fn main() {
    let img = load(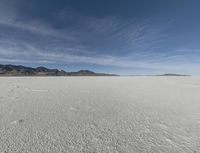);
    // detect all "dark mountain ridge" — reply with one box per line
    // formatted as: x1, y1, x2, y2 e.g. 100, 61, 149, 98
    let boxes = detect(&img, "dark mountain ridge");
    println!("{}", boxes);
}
157, 73, 190, 76
0, 64, 117, 76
